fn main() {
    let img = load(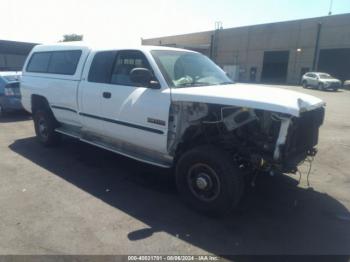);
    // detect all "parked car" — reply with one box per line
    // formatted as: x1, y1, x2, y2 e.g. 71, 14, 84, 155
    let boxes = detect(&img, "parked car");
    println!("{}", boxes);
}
0, 71, 22, 116
21, 43, 325, 215
344, 80, 350, 89
301, 72, 341, 91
